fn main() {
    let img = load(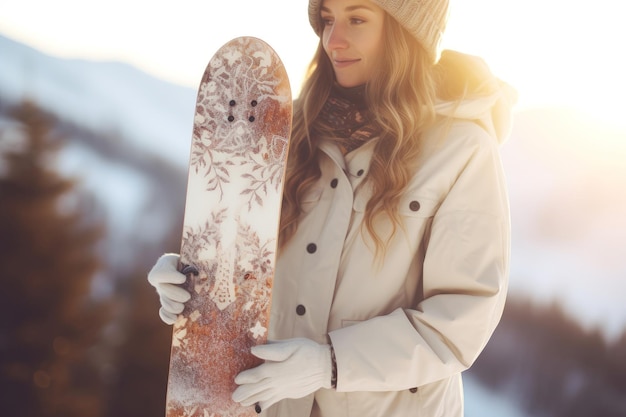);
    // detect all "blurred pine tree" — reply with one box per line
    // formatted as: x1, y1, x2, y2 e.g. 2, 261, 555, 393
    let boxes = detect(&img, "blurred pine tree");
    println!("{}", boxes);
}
104, 266, 173, 417
470, 297, 626, 417
0, 100, 108, 417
